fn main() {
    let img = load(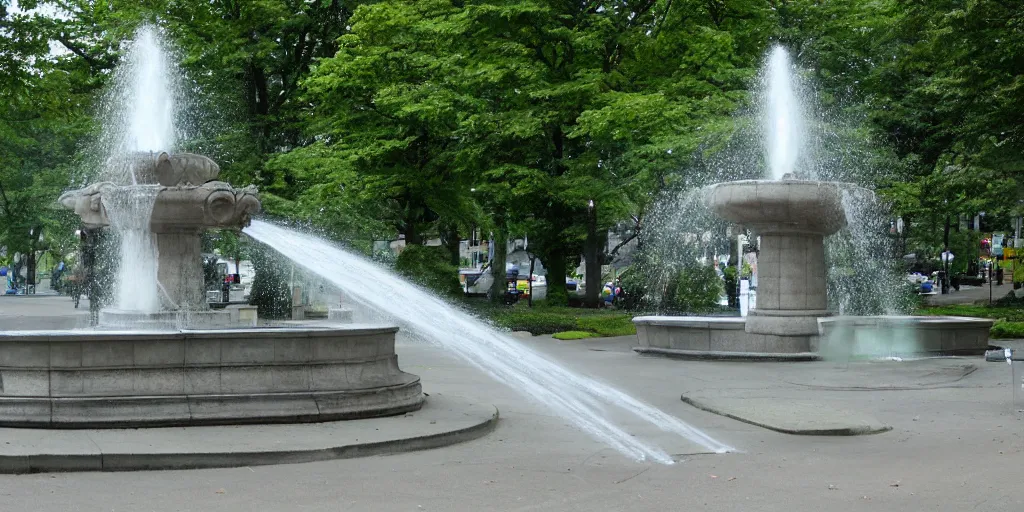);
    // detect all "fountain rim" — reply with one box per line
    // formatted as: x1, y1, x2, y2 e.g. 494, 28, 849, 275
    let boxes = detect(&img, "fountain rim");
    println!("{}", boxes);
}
702, 178, 871, 194
0, 324, 401, 340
